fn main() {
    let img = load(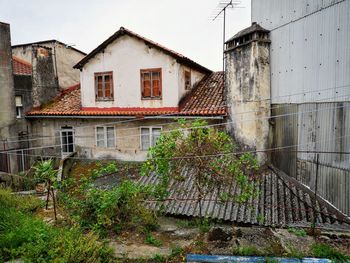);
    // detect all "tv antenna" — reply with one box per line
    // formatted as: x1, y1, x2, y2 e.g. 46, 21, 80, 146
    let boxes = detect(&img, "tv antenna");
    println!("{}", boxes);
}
211, 0, 244, 88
